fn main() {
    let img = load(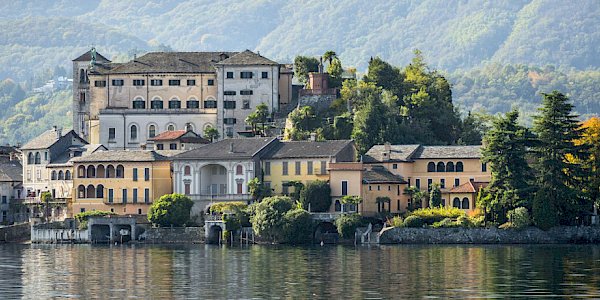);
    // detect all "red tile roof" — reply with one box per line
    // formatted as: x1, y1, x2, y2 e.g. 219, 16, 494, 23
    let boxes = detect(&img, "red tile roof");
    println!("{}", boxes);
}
148, 130, 187, 141
449, 181, 488, 193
